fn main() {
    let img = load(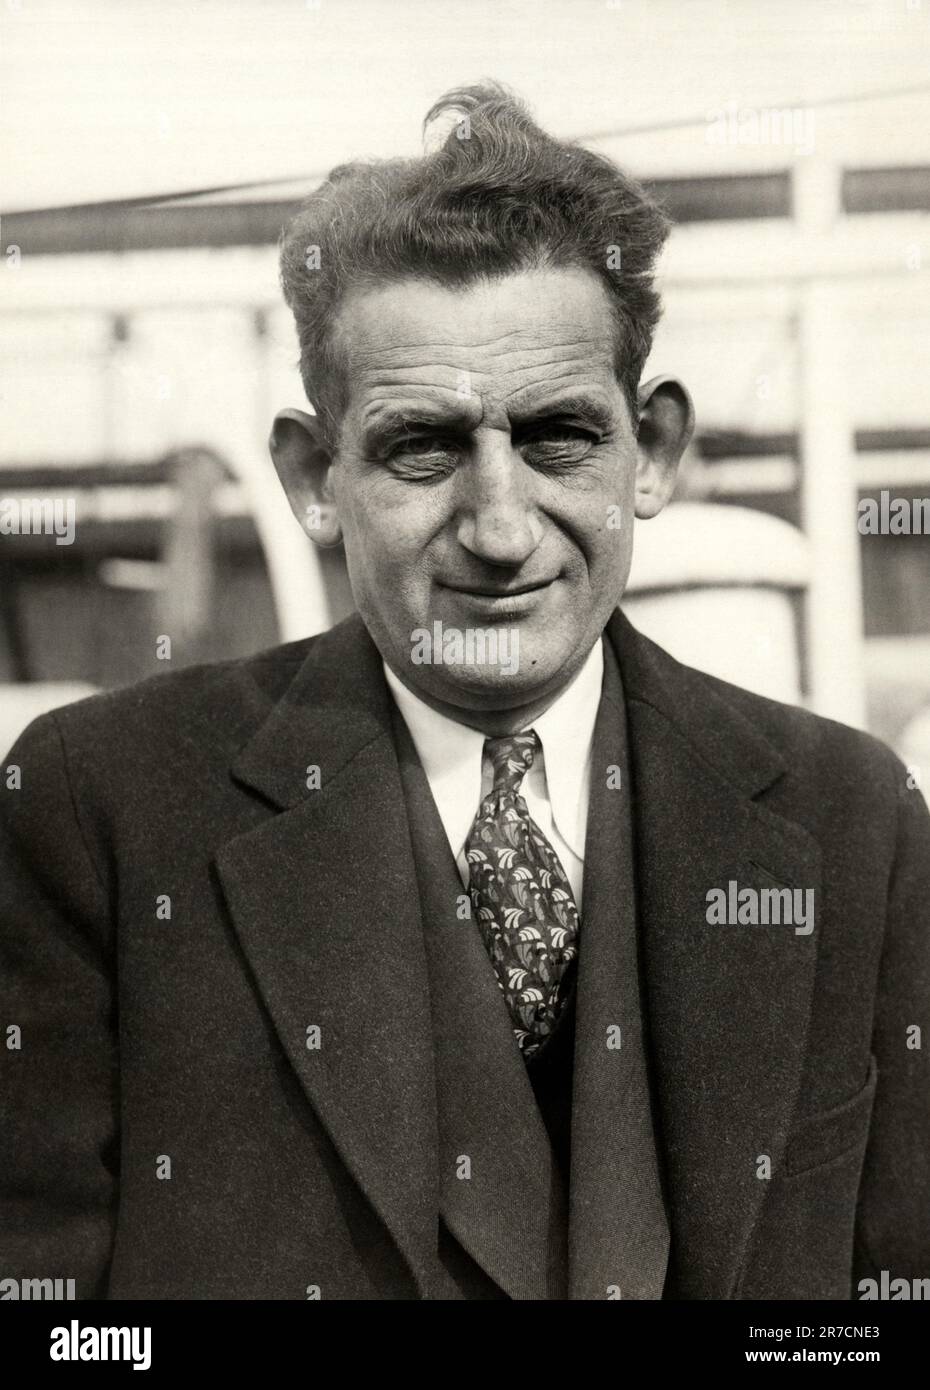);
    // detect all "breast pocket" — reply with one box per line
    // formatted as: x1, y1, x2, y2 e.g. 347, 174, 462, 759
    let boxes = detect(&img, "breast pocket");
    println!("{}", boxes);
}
784, 1054, 878, 1178
736, 1056, 880, 1299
